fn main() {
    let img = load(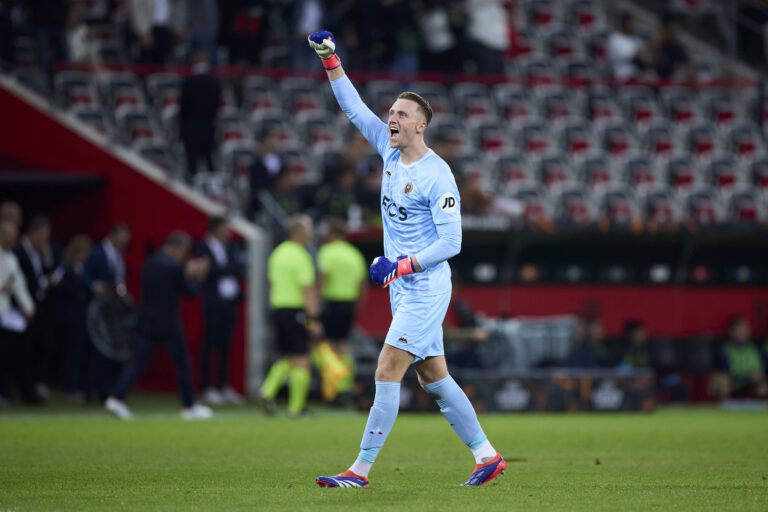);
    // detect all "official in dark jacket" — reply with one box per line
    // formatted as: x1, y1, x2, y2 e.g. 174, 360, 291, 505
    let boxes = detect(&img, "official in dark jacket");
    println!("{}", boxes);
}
106, 231, 212, 420
197, 216, 245, 404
